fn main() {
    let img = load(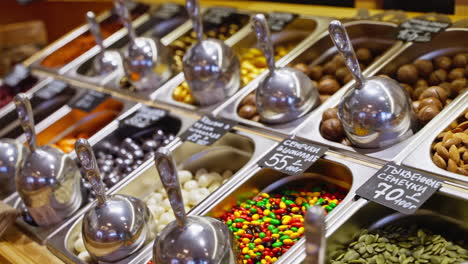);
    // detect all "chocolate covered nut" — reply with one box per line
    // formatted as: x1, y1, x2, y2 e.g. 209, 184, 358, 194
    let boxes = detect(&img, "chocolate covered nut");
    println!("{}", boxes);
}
332, 54, 345, 67
320, 118, 344, 142
293, 63, 310, 75
448, 68, 465, 81
238, 104, 257, 119
320, 74, 335, 81
412, 100, 420, 112
439, 82, 453, 97
418, 105, 440, 123
308, 65, 323, 80
335, 67, 349, 83
434, 56, 452, 70
356, 48, 372, 63
241, 93, 255, 106
323, 61, 338, 75
397, 64, 419, 84
412, 86, 427, 100
414, 59, 433, 77
343, 74, 353, 84
419, 97, 443, 111
415, 79, 428, 88
429, 69, 447, 85
322, 108, 338, 121
401, 83, 413, 95
419, 86, 448, 103
451, 78, 468, 94
319, 94, 331, 103
453, 53, 468, 67
318, 78, 340, 94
